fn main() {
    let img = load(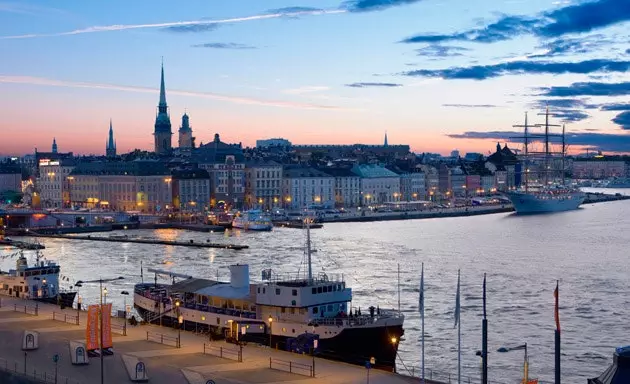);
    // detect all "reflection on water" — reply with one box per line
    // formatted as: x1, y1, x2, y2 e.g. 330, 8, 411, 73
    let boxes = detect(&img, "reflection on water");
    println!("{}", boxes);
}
2, 200, 630, 382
